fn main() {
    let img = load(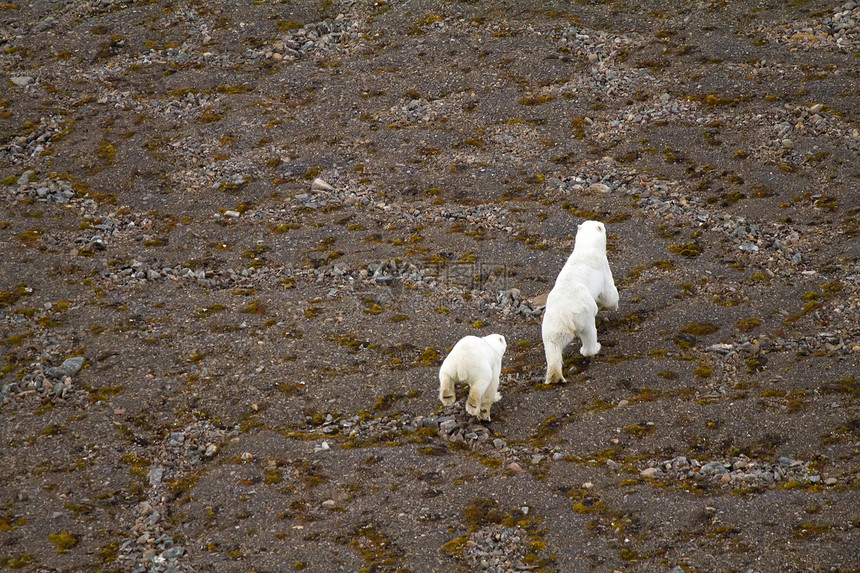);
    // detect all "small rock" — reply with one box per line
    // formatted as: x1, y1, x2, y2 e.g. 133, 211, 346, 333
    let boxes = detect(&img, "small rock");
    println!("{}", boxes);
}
606, 459, 622, 470
204, 444, 218, 457
17, 170, 35, 185
223, 210, 241, 218
706, 343, 734, 354
321, 499, 336, 506
162, 546, 184, 559
808, 103, 824, 114
824, 477, 837, 486
148, 466, 164, 486
588, 183, 611, 193
529, 291, 550, 309
507, 462, 526, 474
582, 482, 593, 489
11, 76, 34, 87
439, 420, 457, 434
